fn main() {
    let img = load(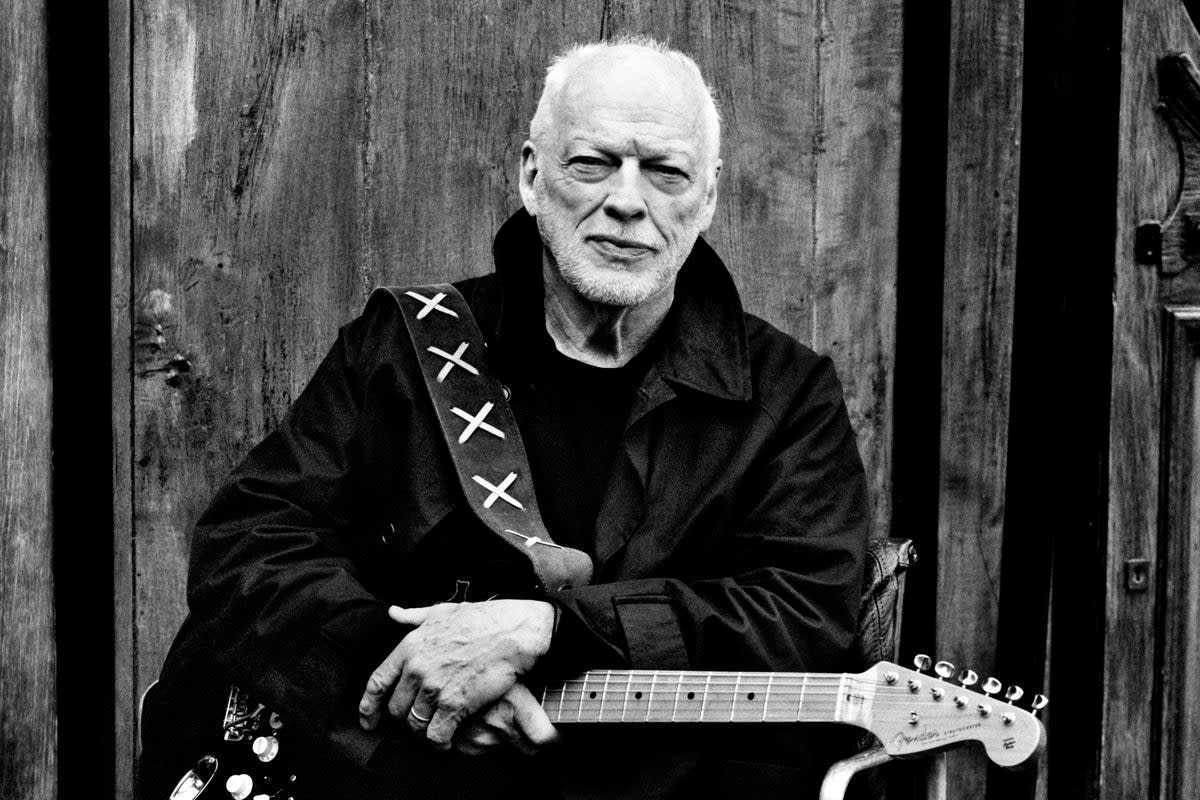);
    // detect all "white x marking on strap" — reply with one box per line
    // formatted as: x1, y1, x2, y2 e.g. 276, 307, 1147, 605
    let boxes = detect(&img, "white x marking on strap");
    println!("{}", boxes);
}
427, 342, 479, 382
472, 472, 523, 510
405, 290, 459, 319
451, 402, 505, 443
